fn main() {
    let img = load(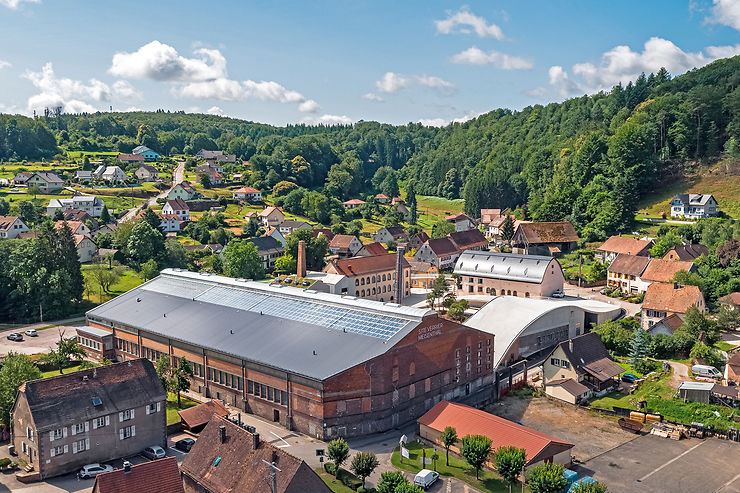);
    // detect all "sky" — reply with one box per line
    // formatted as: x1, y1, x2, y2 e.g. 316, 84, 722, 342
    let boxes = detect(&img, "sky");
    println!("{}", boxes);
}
0, 0, 739, 127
